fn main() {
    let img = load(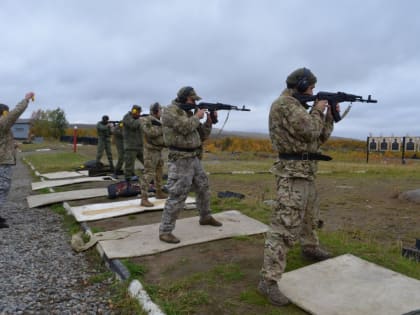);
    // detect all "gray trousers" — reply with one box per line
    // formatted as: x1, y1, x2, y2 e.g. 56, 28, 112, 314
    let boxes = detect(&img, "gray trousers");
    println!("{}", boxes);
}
159, 157, 211, 234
